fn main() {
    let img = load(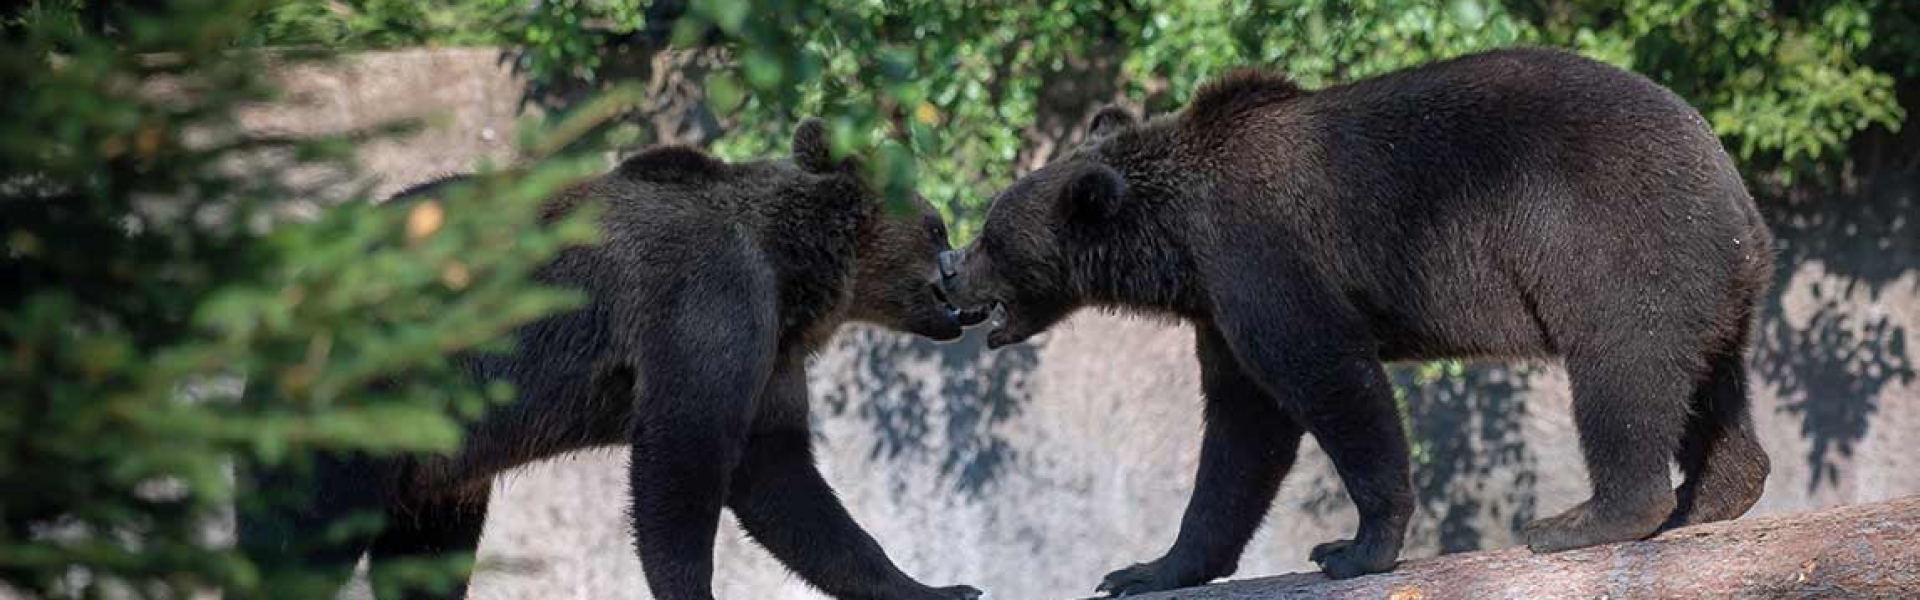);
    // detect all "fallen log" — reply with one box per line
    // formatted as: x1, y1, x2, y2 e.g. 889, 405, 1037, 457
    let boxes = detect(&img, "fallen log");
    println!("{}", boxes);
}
1105, 495, 1920, 599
